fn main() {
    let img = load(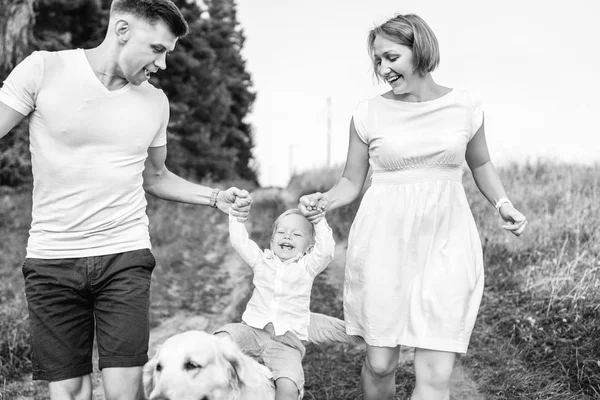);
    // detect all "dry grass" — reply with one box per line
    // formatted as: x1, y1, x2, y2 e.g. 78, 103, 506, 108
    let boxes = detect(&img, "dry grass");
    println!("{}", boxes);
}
0, 188, 31, 386
290, 160, 600, 399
